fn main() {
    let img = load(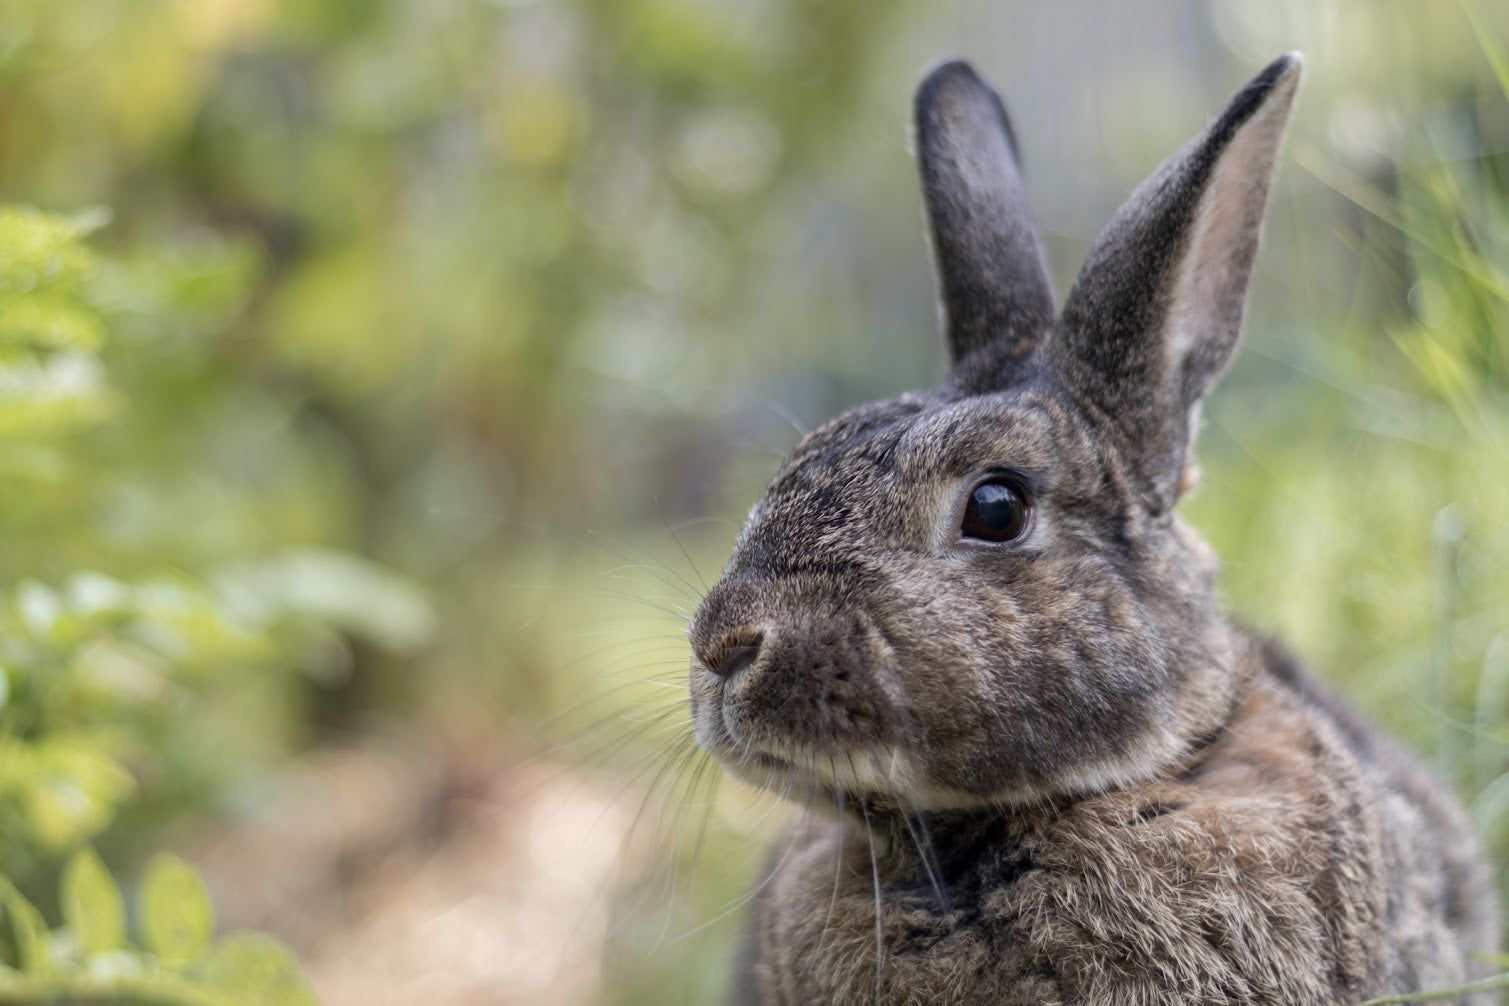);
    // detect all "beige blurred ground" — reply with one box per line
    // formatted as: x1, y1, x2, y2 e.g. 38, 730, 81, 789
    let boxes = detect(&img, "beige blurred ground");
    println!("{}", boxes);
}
188, 741, 647, 1006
